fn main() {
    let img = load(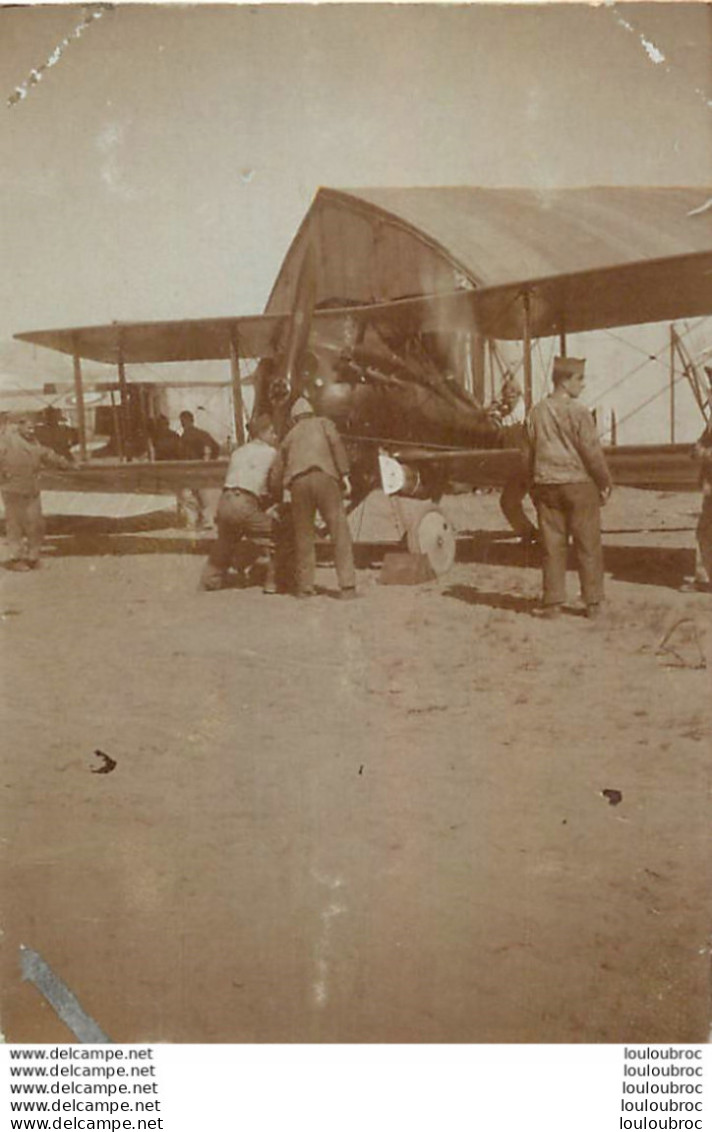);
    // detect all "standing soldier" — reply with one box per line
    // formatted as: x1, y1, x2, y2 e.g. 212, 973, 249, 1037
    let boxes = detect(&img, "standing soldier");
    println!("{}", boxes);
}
0, 413, 73, 571
270, 397, 356, 600
681, 385, 712, 593
527, 357, 612, 620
